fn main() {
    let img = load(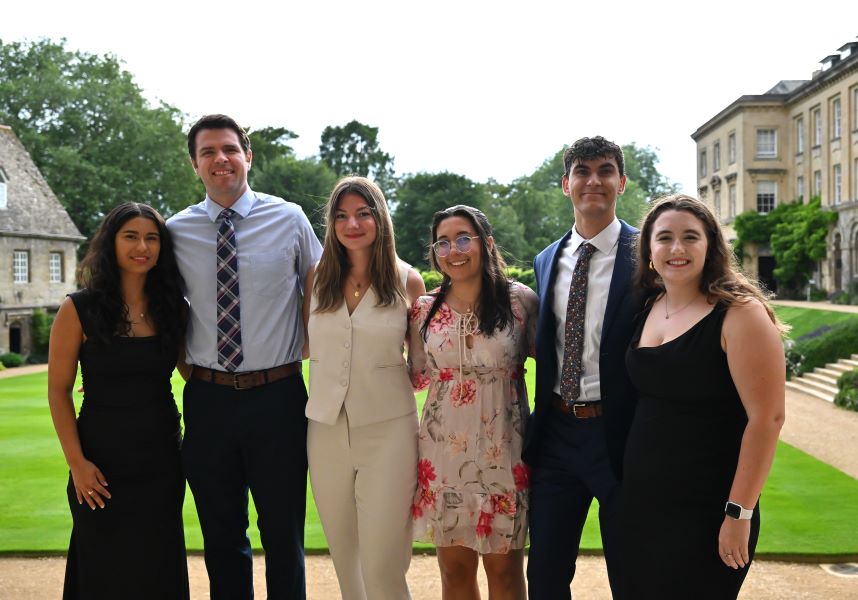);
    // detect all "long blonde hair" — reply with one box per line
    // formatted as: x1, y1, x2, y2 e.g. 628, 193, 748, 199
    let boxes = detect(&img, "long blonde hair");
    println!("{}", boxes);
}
634, 194, 788, 335
313, 176, 405, 312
